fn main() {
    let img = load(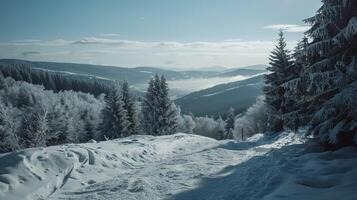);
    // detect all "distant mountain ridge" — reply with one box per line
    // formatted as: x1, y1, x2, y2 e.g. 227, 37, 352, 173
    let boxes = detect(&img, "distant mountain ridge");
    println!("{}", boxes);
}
0, 59, 267, 101
175, 75, 265, 117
